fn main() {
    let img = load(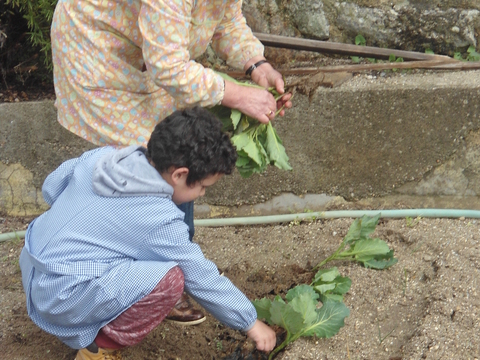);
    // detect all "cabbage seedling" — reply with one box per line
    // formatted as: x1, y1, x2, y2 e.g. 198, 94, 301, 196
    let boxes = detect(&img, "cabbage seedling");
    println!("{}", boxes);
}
313, 214, 398, 271
208, 72, 292, 178
253, 284, 349, 360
